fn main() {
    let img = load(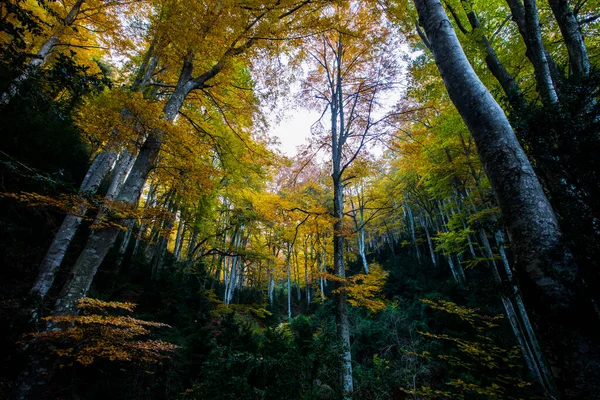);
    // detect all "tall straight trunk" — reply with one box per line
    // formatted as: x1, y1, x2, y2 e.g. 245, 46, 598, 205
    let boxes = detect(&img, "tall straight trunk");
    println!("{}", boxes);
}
292, 246, 300, 302
421, 215, 437, 267
116, 229, 133, 262
413, 1, 599, 396
357, 221, 369, 274
478, 229, 556, 396
351, 194, 370, 274
548, 0, 590, 78
286, 243, 292, 319
268, 264, 275, 305
505, 0, 560, 106
319, 251, 325, 301
173, 216, 186, 260
187, 225, 199, 261
438, 205, 466, 283
29, 150, 117, 314
105, 150, 136, 200
93, 150, 137, 226
333, 176, 353, 398
304, 241, 311, 304
131, 181, 158, 259
150, 204, 175, 280
404, 201, 421, 260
